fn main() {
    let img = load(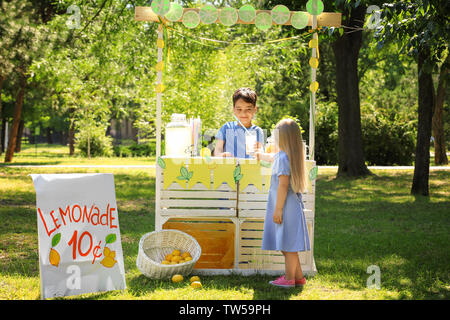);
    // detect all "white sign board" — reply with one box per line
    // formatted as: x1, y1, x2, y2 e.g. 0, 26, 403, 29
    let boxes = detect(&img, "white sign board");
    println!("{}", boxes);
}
31, 173, 126, 299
